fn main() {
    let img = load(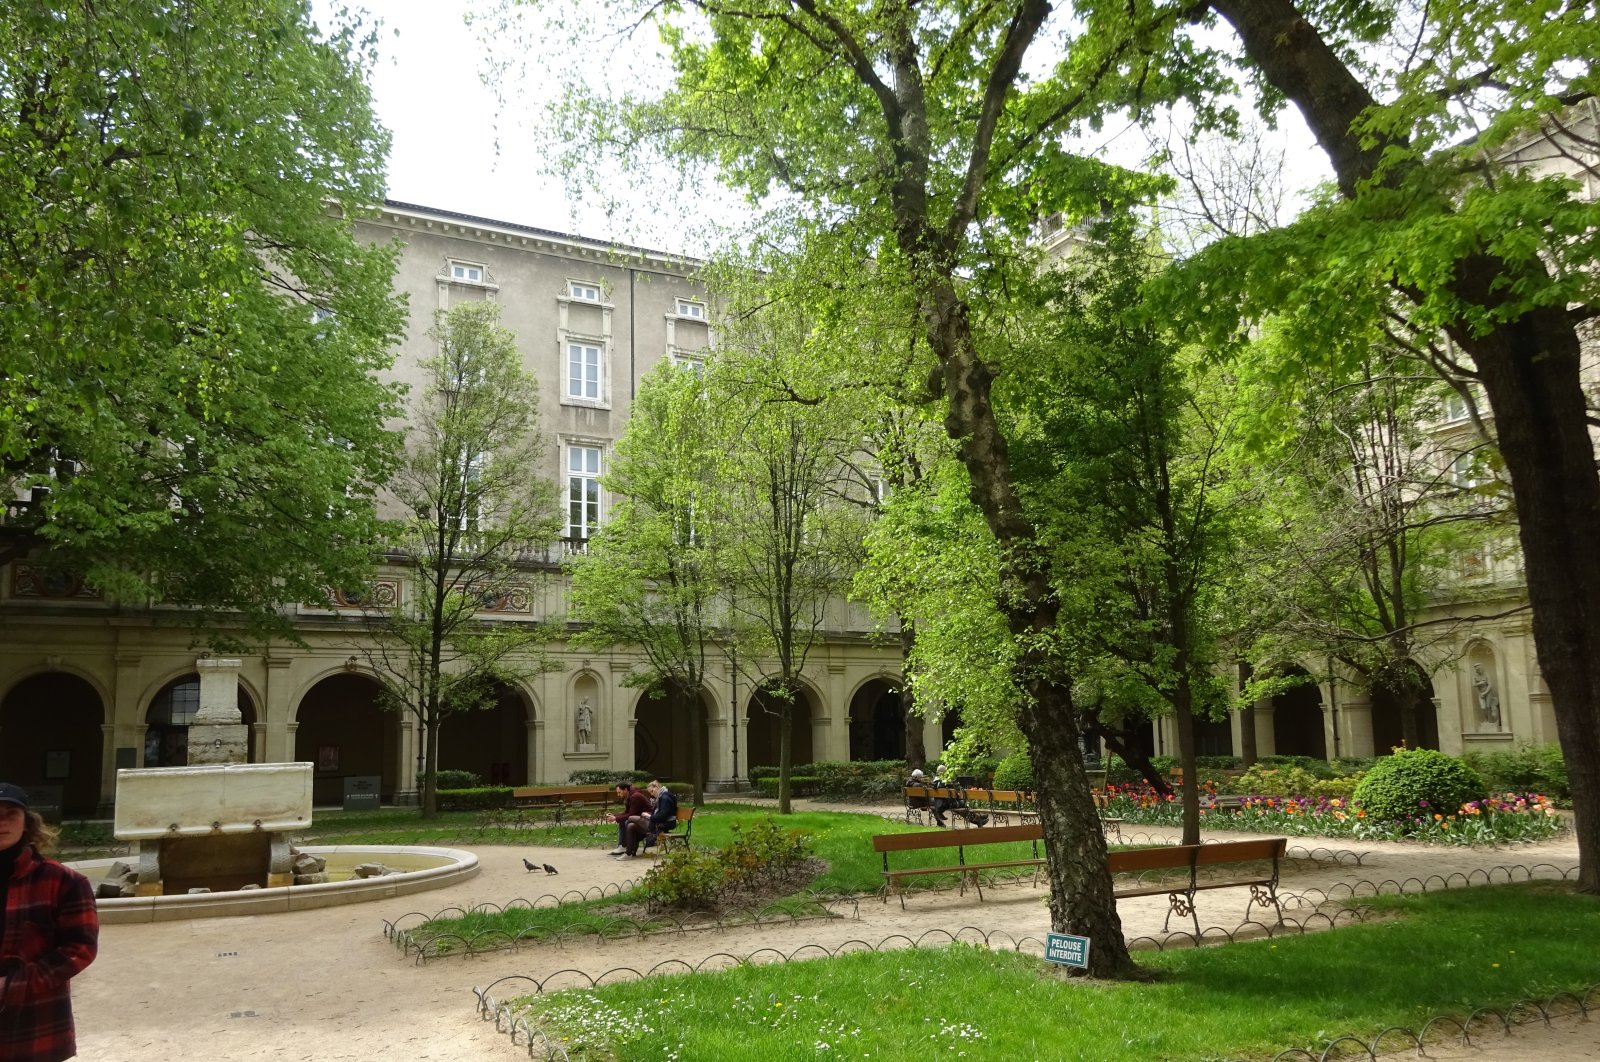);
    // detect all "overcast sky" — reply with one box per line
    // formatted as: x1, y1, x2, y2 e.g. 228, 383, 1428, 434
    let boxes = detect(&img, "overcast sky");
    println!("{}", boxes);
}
344, 2, 1329, 255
